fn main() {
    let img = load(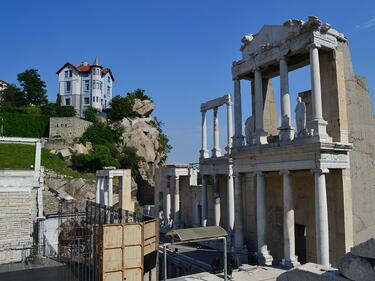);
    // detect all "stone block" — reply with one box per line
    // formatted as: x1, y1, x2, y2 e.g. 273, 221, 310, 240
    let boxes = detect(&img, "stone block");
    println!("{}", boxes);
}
338, 252, 375, 281
58, 148, 72, 158
277, 263, 349, 281
351, 237, 375, 259
132, 99, 154, 117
